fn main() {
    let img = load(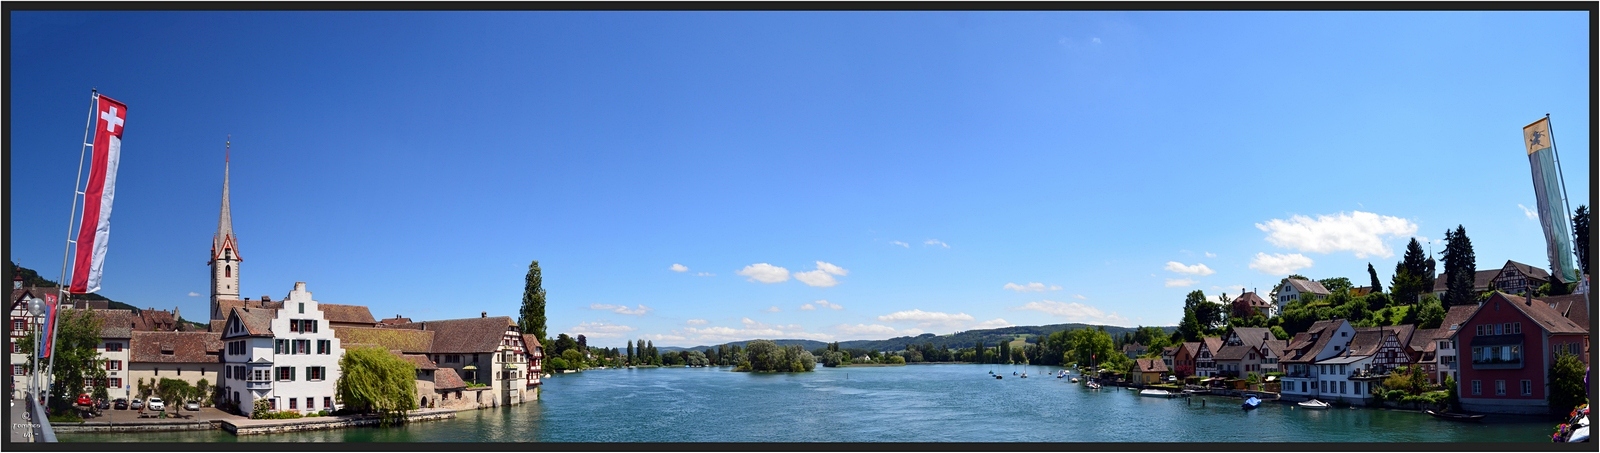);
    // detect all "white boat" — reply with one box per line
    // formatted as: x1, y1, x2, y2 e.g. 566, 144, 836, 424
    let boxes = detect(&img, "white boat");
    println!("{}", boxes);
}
1139, 389, 1177, 398
1069, 377, 1079, 383
1297, 399, 1330, 410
